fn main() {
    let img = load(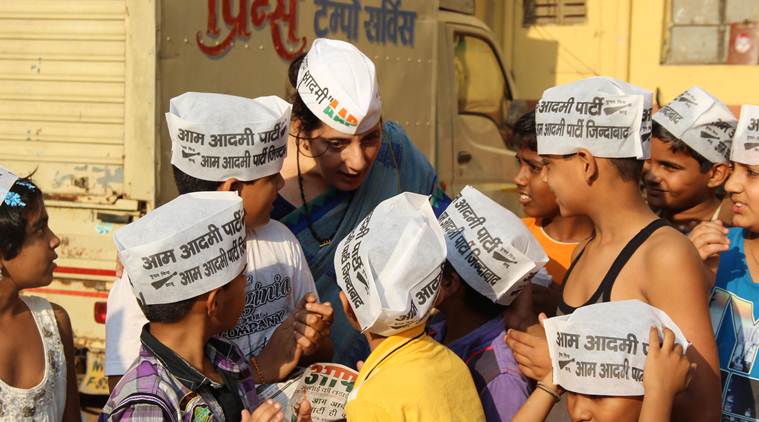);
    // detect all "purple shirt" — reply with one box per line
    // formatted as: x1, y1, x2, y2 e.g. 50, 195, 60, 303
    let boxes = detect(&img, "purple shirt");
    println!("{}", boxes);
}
100, 325, 258, 422
429, 315, 532, 422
